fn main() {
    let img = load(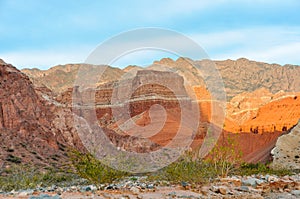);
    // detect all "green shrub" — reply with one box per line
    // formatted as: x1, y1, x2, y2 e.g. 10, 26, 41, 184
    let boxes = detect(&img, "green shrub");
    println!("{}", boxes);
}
237, 163, 293, 176
0, 164, 78, 191
148, 154, 218, 184
69, 149, 128, 185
